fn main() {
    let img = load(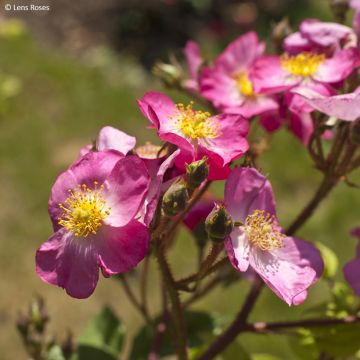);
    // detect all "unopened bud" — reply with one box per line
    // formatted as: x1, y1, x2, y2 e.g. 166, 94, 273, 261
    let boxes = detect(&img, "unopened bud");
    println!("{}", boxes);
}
350, 119, 360, 145
329, 0, 350, 23
16, 313, 29, 337
162, 179, 189, 216
205, 204, 233, 243
186, 157, 209, 189
152, 62, 182, 88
